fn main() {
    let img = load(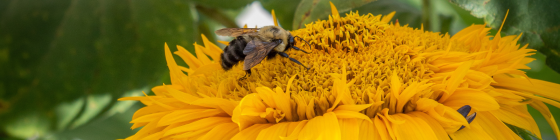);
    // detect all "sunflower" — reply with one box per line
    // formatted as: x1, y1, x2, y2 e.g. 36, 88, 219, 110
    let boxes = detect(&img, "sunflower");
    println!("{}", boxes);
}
119, 2, 560, 140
